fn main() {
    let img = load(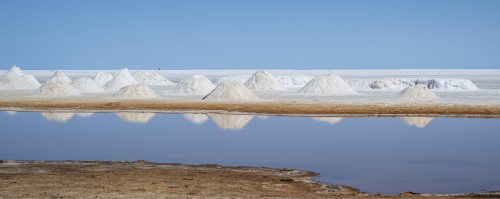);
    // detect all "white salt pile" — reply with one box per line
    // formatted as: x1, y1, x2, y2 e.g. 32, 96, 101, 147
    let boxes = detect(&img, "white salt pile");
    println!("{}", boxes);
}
183, 114, 209, 124
202, 82, 259, 101
368, 78, 478, 91
298, 74, 358, 95
207, 113, 254, 130
38, 81, 82, 97
216, 75, 251, 85
133, 71, 175, 86
94, 72, 114, 87
40, 112, 74, 123
0, 66, 41, 90
400, 117, 434, 128
104, 68, 138, 92
312, 117, 343, 124
174, 74, 216, 95
244, 70, 286, 91
397, 84, 440, 101
72, 77, 106, 93
113, 84, 160, 99
116, 112, 156, 124
276, 75, 314, 88
46, 71, 73, 84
